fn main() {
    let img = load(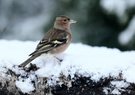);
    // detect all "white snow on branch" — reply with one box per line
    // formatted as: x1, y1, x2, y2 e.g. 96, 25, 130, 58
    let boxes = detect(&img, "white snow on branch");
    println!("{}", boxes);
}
100, 0, 135, 16
100, 0, 135, 46
100, 0, 126, 17
16, 78, 35, 94
0, 40, 135, 93
118, 16, 135, 45
100, 0, 135, 23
